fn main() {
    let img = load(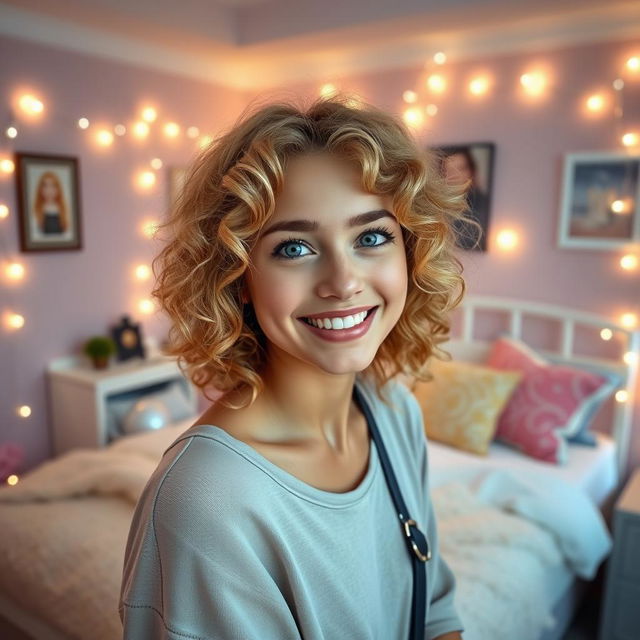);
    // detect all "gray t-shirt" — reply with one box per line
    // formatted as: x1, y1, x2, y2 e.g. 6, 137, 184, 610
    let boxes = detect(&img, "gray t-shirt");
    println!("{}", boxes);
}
119, 375, 463, 639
